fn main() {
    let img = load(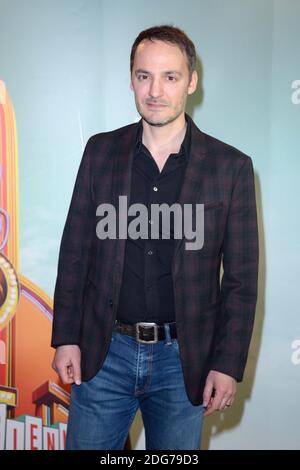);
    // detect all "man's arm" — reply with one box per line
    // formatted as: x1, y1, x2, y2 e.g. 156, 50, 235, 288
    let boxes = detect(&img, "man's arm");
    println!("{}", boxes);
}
203, 156, 259, 415
51, 137, 95, 349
